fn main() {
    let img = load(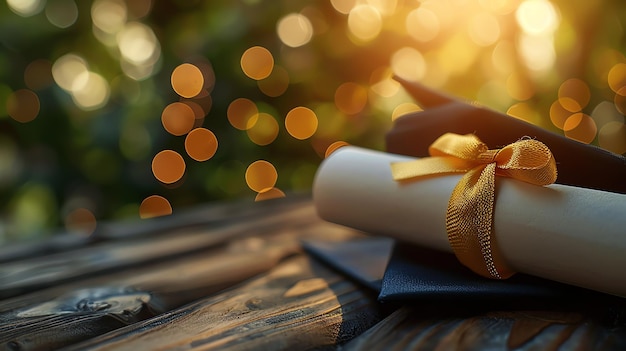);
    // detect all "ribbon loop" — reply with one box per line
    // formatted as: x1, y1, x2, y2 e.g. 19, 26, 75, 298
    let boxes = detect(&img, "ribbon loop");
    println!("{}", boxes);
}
391, 133, 557, 279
